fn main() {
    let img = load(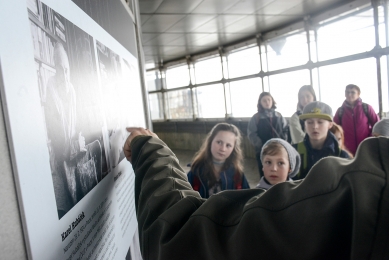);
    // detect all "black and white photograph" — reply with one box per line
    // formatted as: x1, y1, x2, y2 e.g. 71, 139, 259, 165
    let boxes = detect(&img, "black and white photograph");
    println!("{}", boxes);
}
28, 0, 110, 219
96, 40, 134, 170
